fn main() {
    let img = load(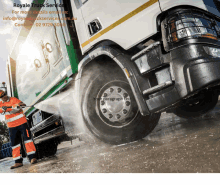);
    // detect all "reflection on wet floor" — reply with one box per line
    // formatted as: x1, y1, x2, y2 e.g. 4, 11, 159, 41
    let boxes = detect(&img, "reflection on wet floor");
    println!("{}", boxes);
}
1, 105, 220, 173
